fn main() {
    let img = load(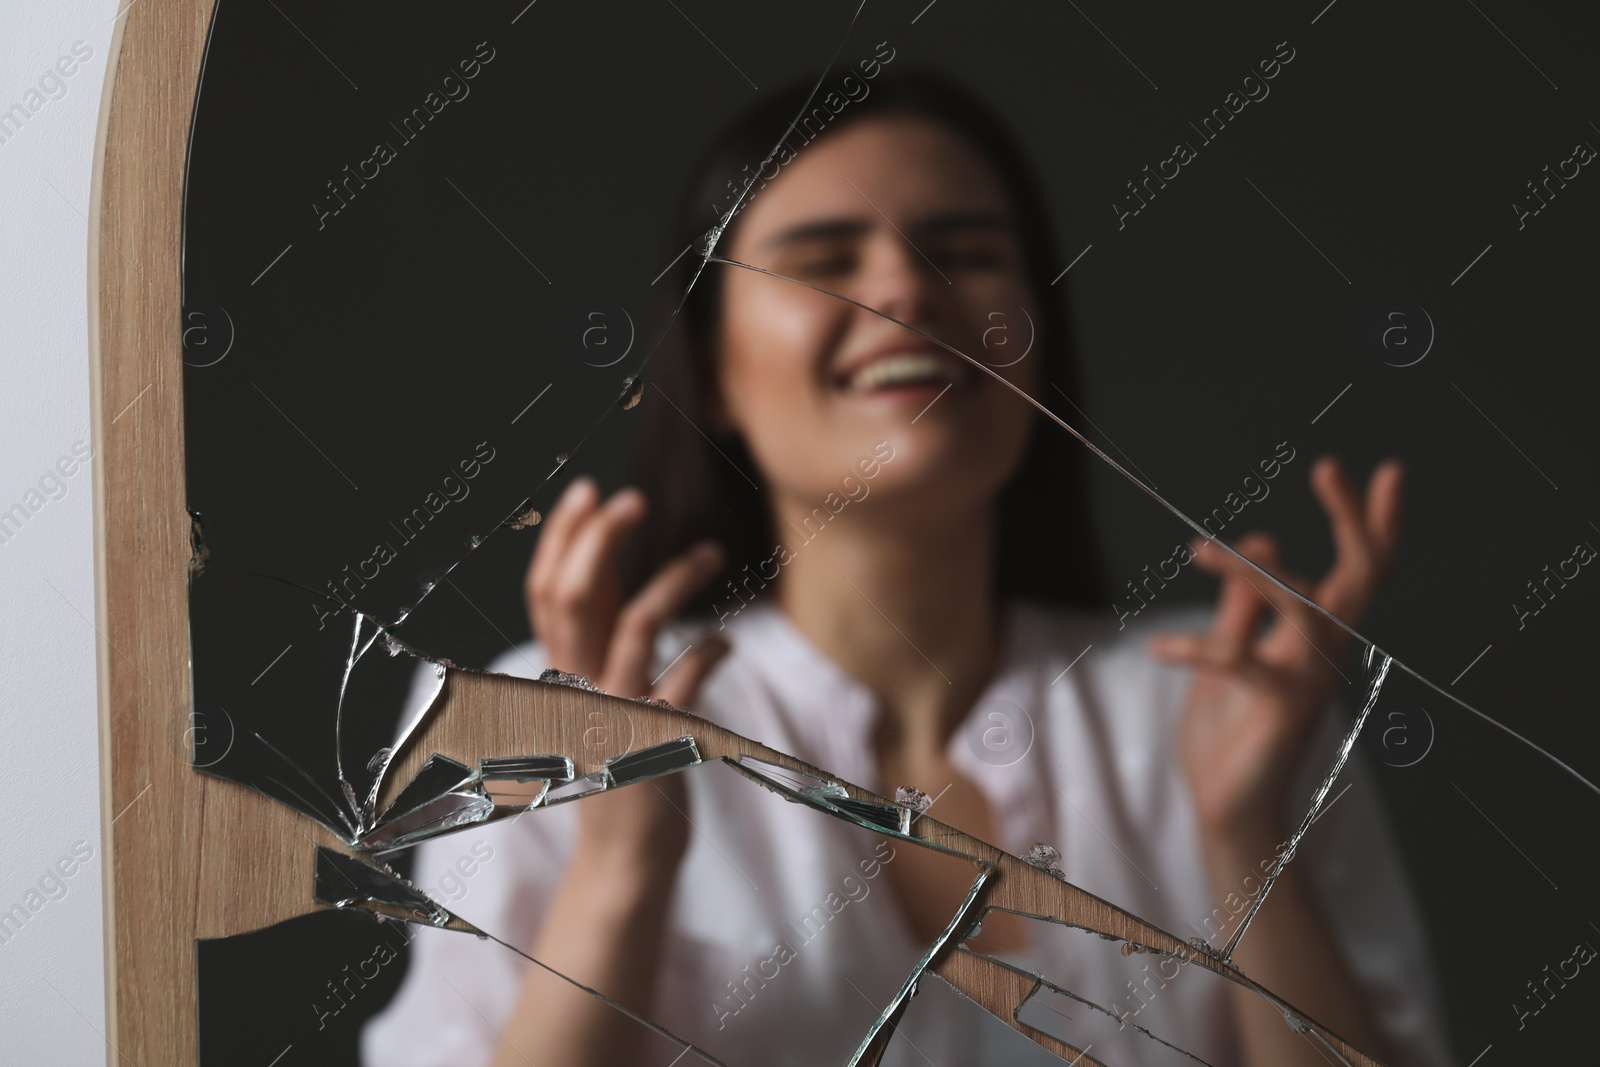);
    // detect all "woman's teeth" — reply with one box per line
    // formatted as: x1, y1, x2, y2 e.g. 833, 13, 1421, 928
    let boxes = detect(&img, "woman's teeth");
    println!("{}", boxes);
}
846, 353, 955, 392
